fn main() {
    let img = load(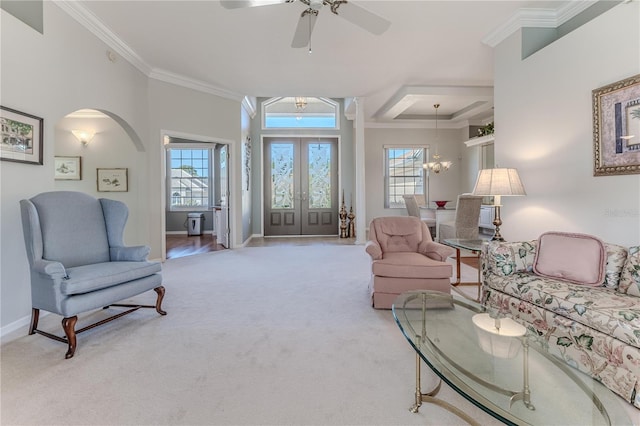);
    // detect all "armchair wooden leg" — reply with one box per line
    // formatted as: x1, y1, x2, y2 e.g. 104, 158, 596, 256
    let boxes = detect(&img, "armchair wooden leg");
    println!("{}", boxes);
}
29, 308, 40, 335
62, 316, 78, 359
154, 286, 167, 316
